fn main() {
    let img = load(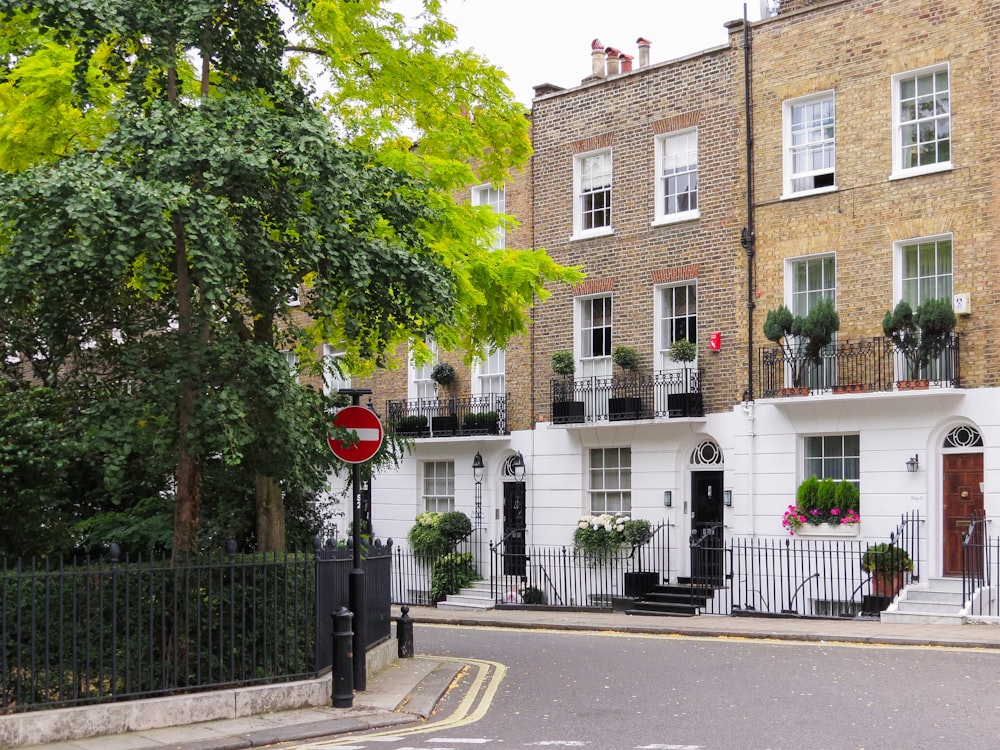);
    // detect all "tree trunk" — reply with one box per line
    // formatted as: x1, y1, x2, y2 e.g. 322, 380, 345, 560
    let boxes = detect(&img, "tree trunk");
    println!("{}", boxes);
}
256, 473, 286, 552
